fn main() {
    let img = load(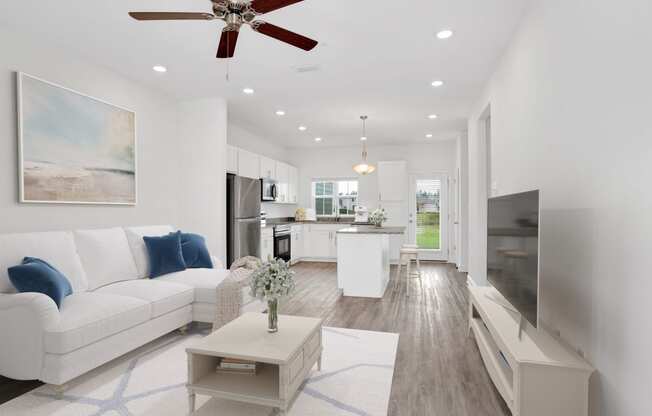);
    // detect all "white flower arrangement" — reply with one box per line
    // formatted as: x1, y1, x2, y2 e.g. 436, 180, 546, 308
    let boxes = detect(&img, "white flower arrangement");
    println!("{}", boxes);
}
250, 256, 296, 302
369, 208, 388, 227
